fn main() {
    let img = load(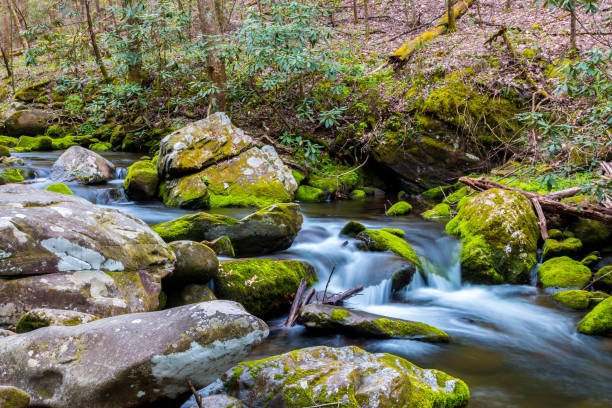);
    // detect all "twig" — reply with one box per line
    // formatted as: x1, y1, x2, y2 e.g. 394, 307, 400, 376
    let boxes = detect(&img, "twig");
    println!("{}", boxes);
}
583, 270, 612, 291
286, 278, 308, 328
531, 198, 549, 241
322, 264, 337, 303
187, 380, 203, 408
